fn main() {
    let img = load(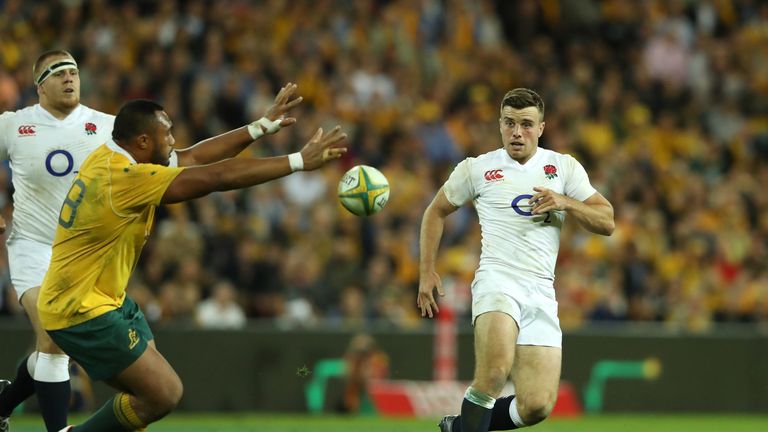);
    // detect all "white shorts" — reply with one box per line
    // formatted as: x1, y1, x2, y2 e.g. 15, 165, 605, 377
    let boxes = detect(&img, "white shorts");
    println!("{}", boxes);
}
6, 236, 52, 300
471, 267, 561, 348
